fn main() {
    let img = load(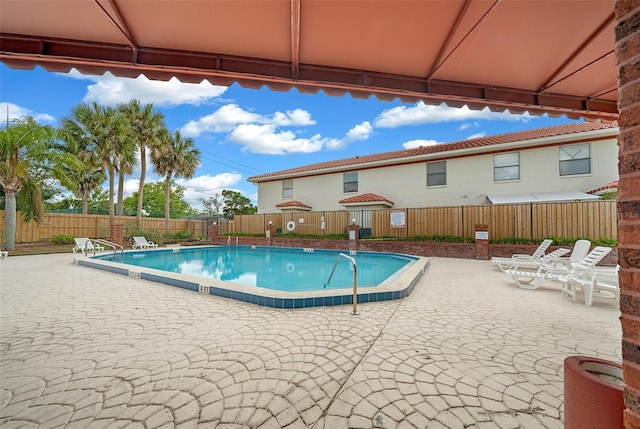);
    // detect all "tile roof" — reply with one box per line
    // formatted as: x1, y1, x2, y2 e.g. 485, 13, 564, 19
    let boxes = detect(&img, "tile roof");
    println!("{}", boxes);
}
275, 200, 312, 209
248, 120, 618, 182
588, 181, 618, 194
339, 193, 394, 205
